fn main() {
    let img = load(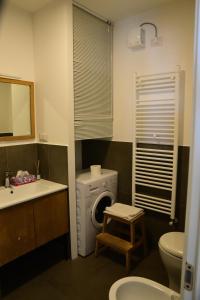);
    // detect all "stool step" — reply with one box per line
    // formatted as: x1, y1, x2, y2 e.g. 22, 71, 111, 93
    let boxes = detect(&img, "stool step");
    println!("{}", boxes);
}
96, 233, 133, 253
